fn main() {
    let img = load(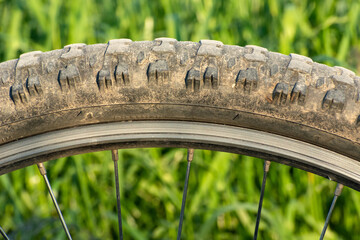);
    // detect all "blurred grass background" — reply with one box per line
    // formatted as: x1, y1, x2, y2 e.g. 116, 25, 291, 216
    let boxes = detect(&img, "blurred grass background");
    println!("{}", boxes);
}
1, 0, 360, 239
